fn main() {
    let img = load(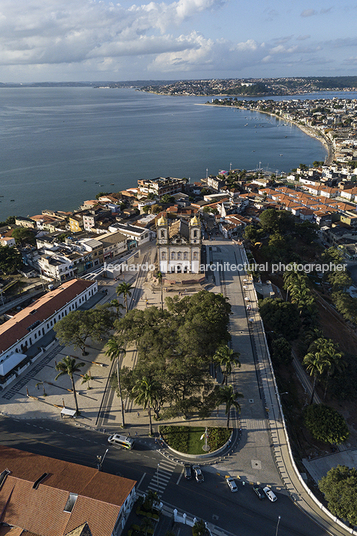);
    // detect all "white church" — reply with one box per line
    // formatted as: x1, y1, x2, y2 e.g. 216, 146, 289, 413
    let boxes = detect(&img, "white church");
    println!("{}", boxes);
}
156, 214, 201, 274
